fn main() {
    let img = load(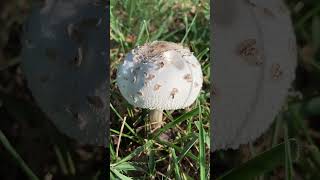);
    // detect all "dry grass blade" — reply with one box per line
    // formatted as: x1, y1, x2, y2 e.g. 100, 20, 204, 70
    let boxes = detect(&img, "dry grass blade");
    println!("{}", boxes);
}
116, 116, 127, 158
